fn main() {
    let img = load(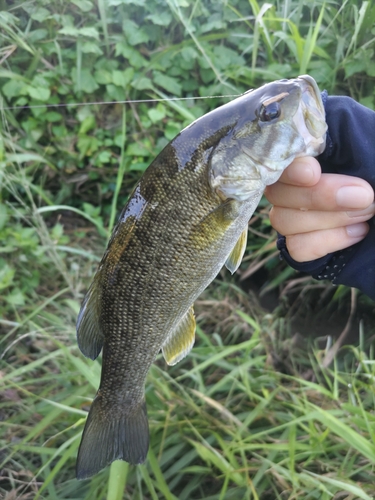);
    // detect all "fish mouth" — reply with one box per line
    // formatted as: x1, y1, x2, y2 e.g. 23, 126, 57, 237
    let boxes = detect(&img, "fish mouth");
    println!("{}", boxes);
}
294, 75, 327, 154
